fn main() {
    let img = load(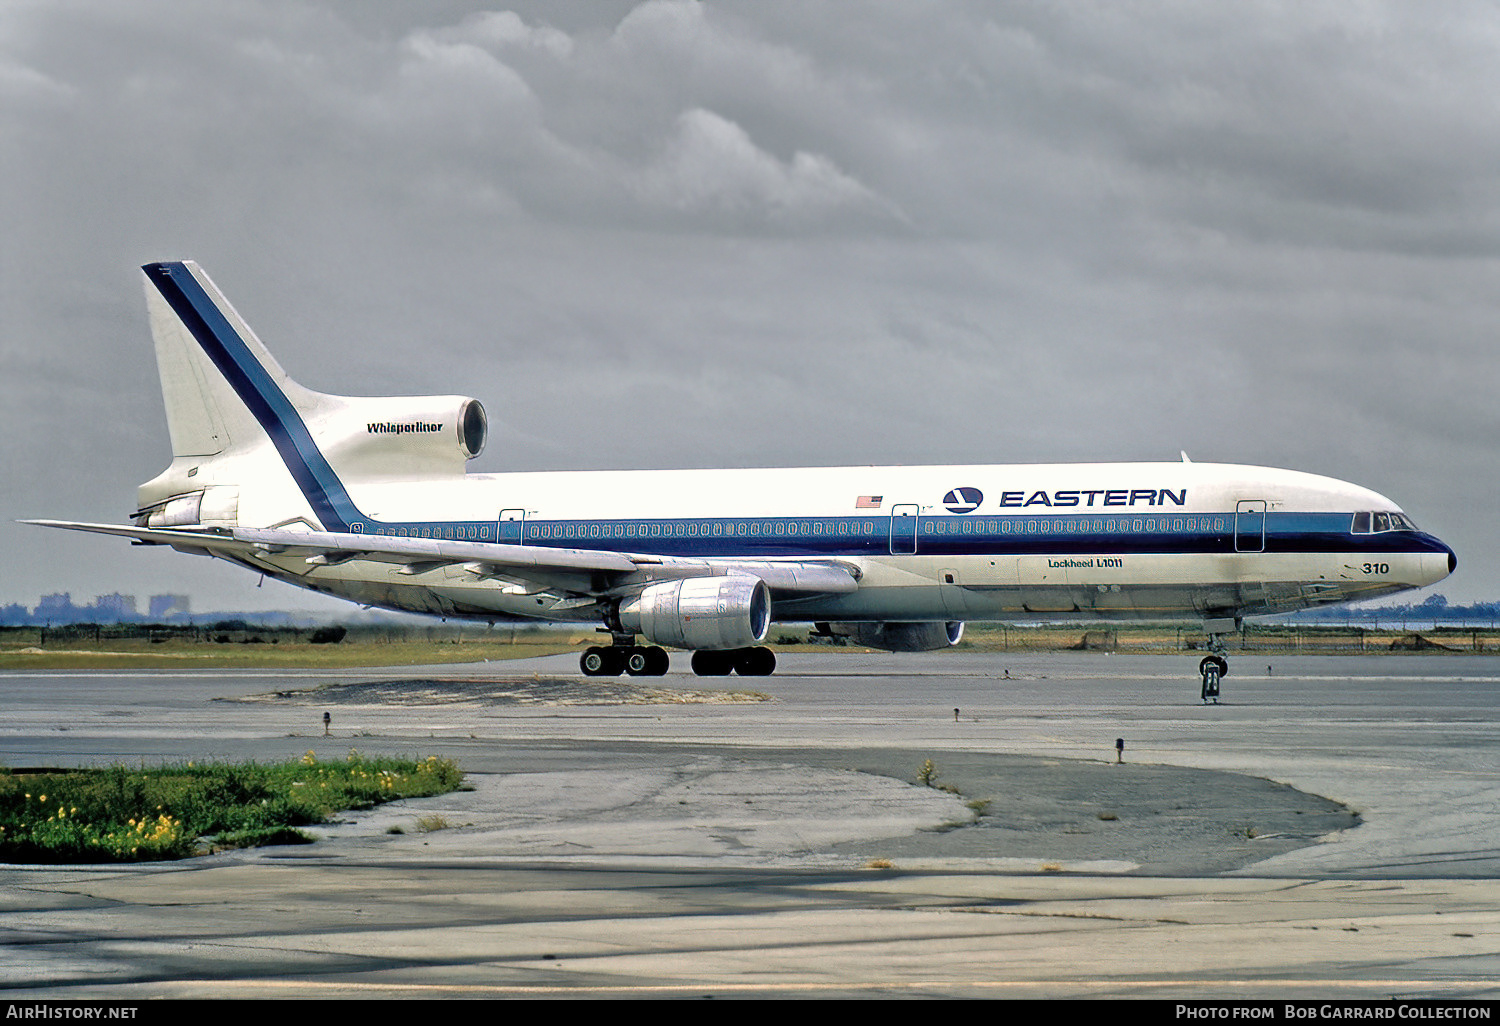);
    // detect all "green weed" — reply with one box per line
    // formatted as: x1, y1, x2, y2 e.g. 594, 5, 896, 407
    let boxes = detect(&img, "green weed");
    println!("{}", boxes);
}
0, 752, 463, 863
